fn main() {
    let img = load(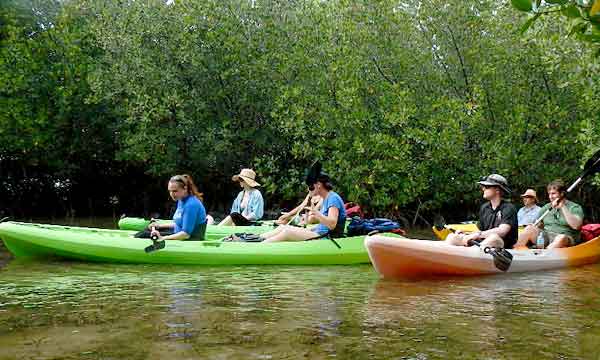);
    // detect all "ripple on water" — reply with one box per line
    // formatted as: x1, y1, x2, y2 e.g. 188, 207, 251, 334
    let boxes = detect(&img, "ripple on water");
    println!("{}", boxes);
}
2, 261, 600, 359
